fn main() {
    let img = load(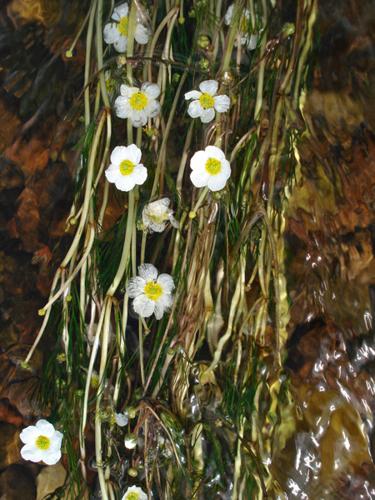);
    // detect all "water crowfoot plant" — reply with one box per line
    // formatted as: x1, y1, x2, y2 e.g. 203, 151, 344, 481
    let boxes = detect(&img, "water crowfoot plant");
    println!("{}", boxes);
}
190, 145, 231, 191
103, 2, 150, 52
224, 3, 258, 50
127, 264, 175, 320
142, 198, 179, 233
185, 79, 231, 123
26, 0, 319, 497
122, 485, 147, 500
105, 144, 147, 191
20, 420, 63, 465
114, 82, 161, 126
